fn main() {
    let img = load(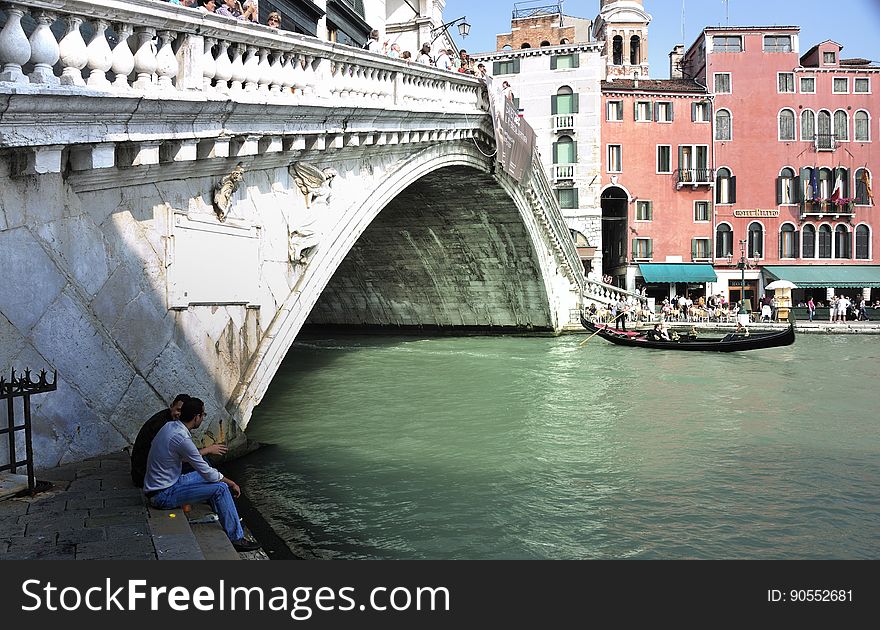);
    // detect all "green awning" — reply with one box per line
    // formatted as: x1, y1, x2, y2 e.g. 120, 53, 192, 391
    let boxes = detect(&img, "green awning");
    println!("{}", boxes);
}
638, 263, 718, 283
763, 265, 880, 288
